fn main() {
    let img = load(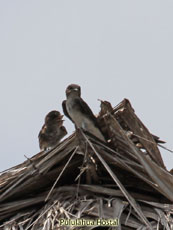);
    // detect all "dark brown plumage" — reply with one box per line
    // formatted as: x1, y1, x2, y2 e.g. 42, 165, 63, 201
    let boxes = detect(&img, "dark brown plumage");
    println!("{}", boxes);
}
62, 84, 105, 142
38, 110, 67, 151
